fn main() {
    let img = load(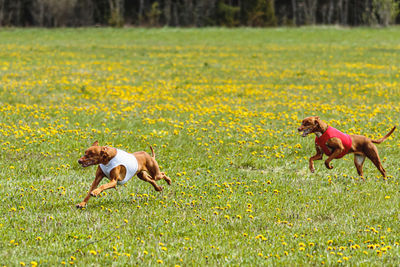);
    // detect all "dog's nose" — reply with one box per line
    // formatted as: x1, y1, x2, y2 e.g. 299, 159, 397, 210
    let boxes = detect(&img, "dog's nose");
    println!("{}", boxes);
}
78, 159, 82, 164
297, 127, 302, 131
